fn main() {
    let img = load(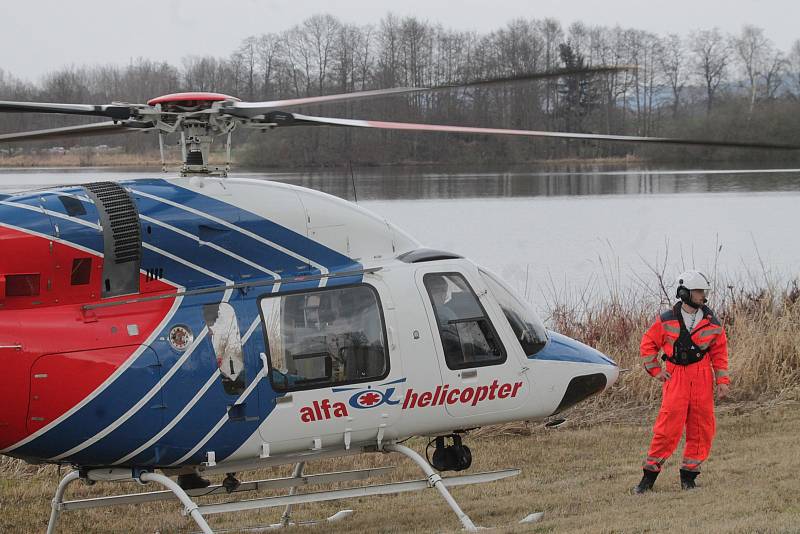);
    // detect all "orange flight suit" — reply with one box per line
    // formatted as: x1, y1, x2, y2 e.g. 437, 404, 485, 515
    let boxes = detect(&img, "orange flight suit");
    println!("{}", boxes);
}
639, 303, 730, 473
